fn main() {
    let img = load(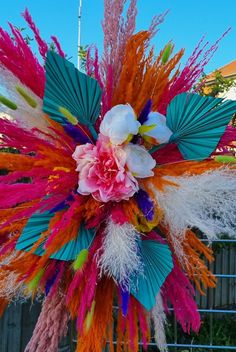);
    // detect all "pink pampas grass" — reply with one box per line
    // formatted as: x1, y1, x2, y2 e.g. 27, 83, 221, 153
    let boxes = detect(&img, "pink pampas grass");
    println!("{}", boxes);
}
100, 0, 137, 112
25, 293, 69, 352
